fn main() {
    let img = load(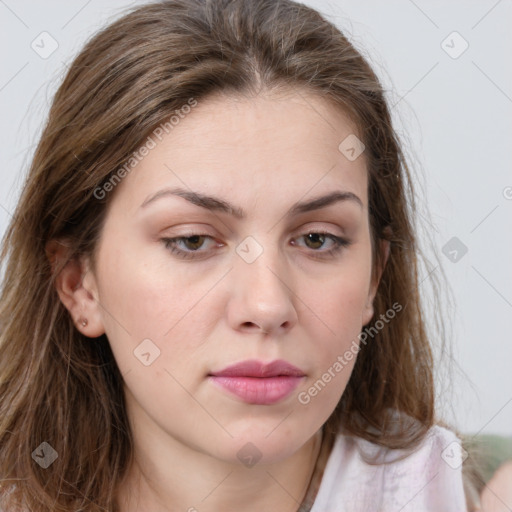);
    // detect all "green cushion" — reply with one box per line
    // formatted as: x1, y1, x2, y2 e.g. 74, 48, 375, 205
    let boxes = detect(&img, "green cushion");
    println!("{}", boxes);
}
469, 434, 512, 483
